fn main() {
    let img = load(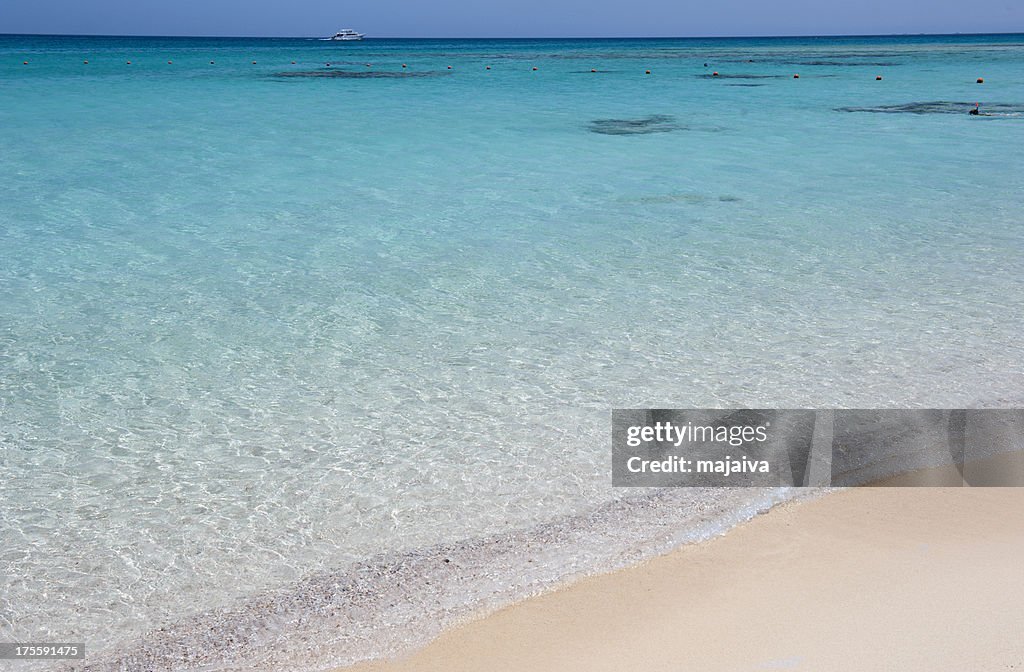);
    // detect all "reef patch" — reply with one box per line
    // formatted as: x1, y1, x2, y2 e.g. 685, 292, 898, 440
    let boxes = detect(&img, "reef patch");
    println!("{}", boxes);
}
271, 70, 446, 79
836, 101, 1024, 116
696, 73, 786, 80
587, 115, 682, 135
